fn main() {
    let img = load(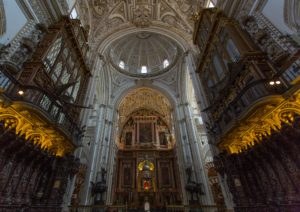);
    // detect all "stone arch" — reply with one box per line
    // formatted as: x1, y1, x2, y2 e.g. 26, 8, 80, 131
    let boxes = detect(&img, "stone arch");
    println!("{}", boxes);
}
284, 0, 300, 32
112, 84, 177, 111
111, 85, 179, 147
